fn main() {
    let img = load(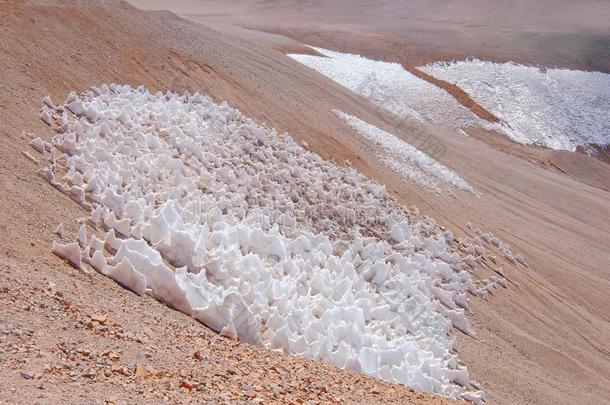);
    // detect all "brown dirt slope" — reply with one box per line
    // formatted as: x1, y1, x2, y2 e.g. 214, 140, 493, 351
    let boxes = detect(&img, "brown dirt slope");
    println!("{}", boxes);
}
2, 1, 610, 405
